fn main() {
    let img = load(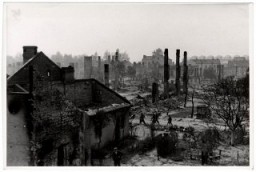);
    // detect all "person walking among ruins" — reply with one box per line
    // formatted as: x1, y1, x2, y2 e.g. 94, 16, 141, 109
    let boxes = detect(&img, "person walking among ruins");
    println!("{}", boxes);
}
112, 147, 122, 166
151, 114, 156, 124
140, 113, 146, 125
167, 115, 173, 126
151, 113, 159, 124
155, 112, 160, 124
